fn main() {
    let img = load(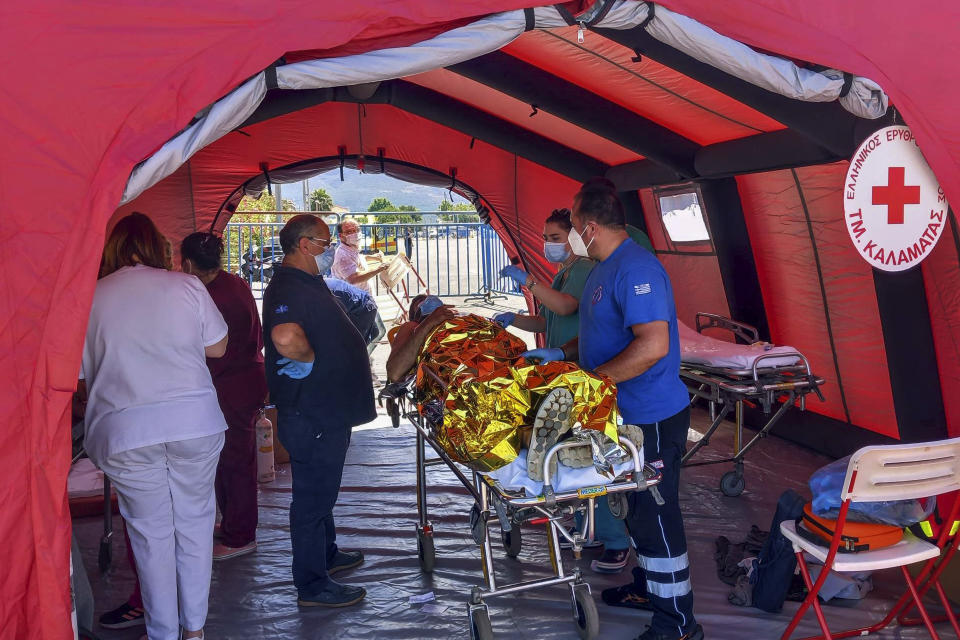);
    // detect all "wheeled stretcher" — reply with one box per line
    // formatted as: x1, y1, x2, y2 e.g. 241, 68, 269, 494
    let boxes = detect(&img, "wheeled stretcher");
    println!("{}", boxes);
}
378, 366, 662, 640
679, 312, 825, 496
